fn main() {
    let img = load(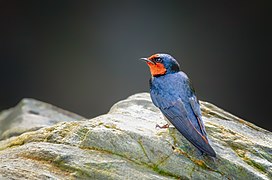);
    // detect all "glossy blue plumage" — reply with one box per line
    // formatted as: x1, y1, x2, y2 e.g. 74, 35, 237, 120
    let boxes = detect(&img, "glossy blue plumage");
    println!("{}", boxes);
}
146, 53, 216, 157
